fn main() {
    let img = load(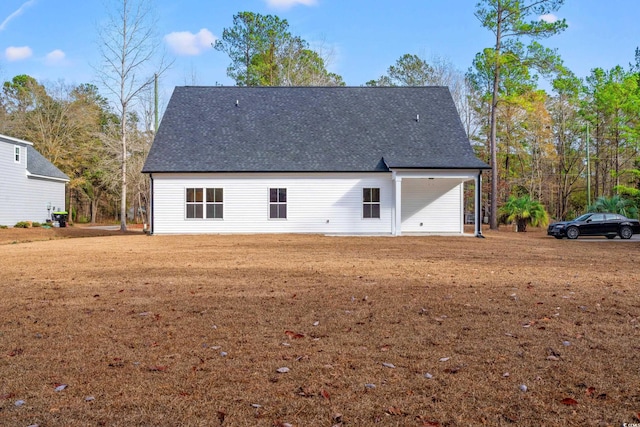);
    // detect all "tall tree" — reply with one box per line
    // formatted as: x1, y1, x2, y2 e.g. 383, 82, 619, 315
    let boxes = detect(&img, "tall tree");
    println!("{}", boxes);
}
96, 0, 167, 231
366, 54, 434, 87
214, 11, 343, 86
475, 0, 567, 229
548, 72, 585, 220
